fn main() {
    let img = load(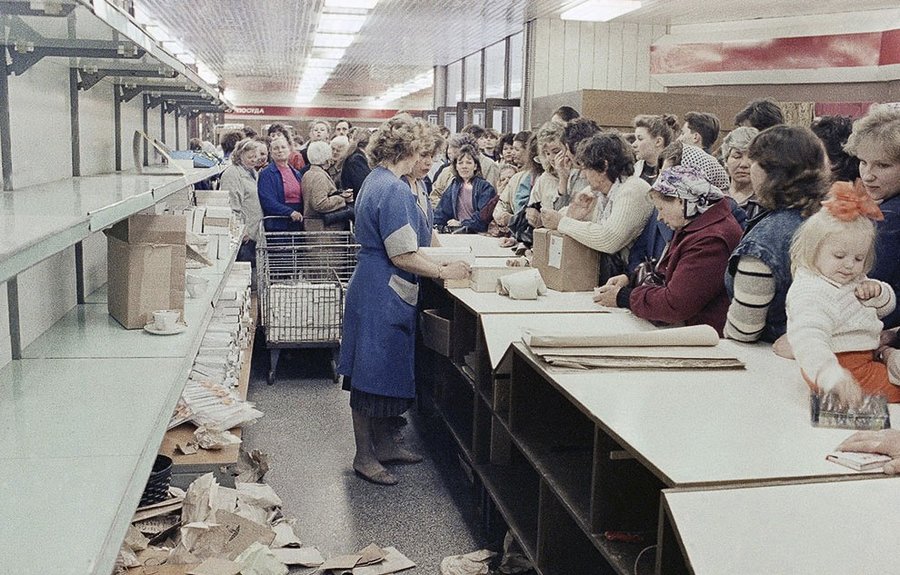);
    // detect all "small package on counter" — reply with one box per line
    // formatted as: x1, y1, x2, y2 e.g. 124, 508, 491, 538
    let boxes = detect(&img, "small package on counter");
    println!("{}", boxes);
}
532, 228, 599, 292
